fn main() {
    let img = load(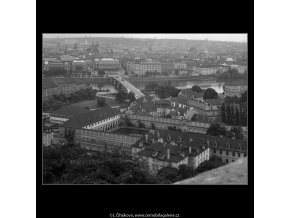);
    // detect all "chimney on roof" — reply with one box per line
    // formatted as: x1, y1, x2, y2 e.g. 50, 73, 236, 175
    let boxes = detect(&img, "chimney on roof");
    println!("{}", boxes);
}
189, 138, 193, 142
145, 134, 148, 142
206, 140, 210, 146
167, 148, 170, 160
189, 146, 192, 154
157, 131, 160, 138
